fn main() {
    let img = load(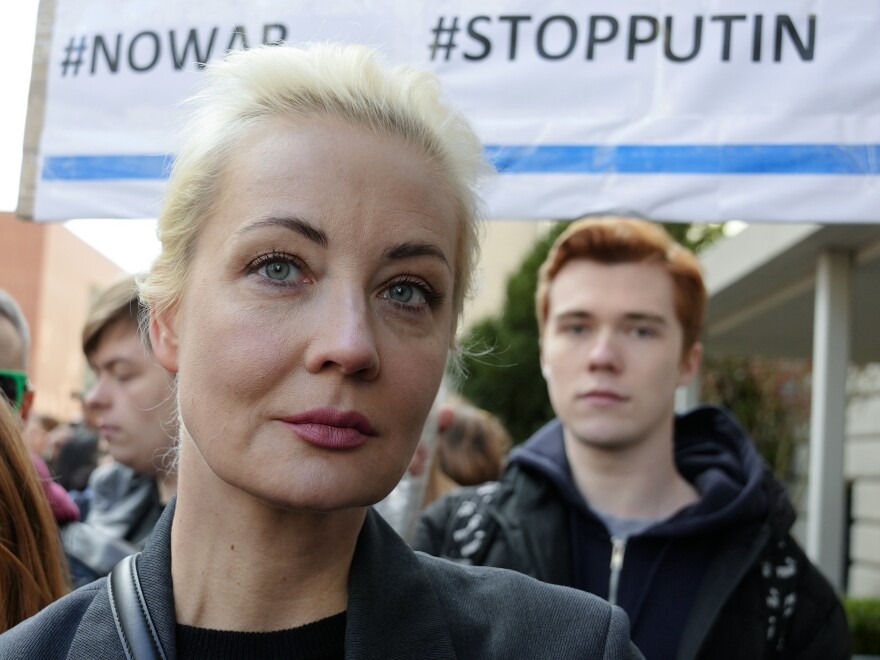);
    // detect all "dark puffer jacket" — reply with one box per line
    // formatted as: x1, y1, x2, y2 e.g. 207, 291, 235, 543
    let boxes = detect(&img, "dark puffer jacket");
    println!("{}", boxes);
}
414, 405, 850, 660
